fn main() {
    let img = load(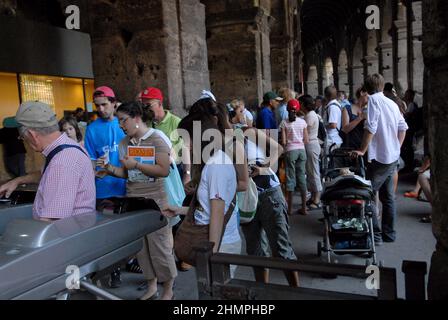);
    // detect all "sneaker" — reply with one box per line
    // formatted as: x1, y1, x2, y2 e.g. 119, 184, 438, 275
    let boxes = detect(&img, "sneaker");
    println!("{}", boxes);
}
126, 259, 143, 274
109, 269, 122, 288
382, 237, 395, 243
404, 191, 418, 198
374, 237, 383, 246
